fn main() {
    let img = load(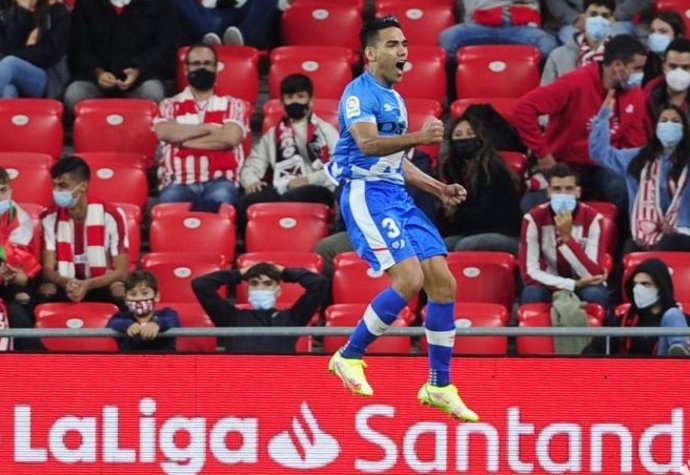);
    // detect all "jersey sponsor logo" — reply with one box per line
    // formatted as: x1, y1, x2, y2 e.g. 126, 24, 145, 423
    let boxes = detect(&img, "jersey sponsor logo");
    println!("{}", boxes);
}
345, 96, 361, 119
